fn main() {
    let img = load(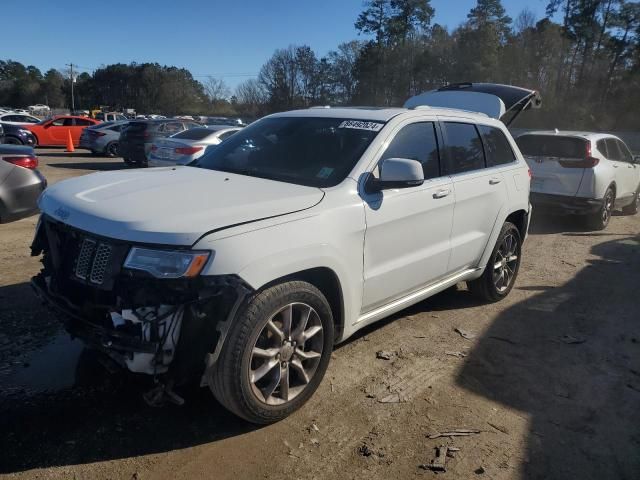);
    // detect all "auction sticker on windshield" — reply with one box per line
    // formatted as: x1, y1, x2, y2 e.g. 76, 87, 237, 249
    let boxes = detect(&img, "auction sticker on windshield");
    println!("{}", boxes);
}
338, 120, 384, 131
